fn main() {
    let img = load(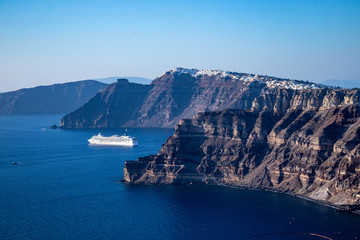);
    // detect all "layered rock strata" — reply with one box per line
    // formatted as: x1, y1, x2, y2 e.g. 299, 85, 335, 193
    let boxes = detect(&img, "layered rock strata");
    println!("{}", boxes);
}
61, 68, 358, 128
124, 105, 360, 206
